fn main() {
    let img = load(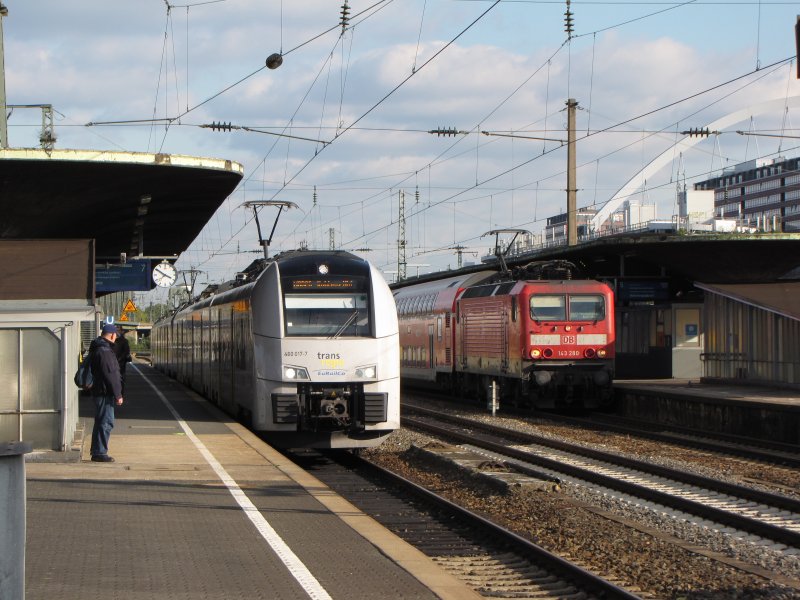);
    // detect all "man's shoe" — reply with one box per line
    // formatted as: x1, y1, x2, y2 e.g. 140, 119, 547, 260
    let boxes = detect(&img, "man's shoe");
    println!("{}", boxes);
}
91, 455, 114, 462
